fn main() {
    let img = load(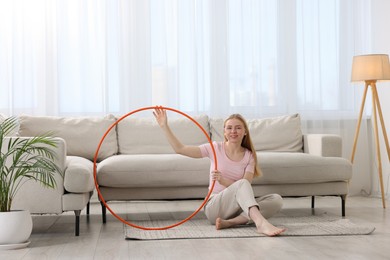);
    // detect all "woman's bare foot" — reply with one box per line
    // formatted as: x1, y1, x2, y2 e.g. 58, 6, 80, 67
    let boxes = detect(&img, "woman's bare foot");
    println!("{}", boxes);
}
216, 215, 250, 230
248, 205, 285, 236
216, 216, 285, 236
256, 220, 286, 236
215, 218, 233, 230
